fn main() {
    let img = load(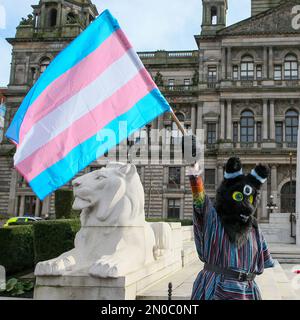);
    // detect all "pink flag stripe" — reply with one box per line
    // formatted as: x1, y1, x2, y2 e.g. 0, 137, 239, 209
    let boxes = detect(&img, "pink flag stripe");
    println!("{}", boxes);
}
18, 29, 132, 144
16, 68, 156, 181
